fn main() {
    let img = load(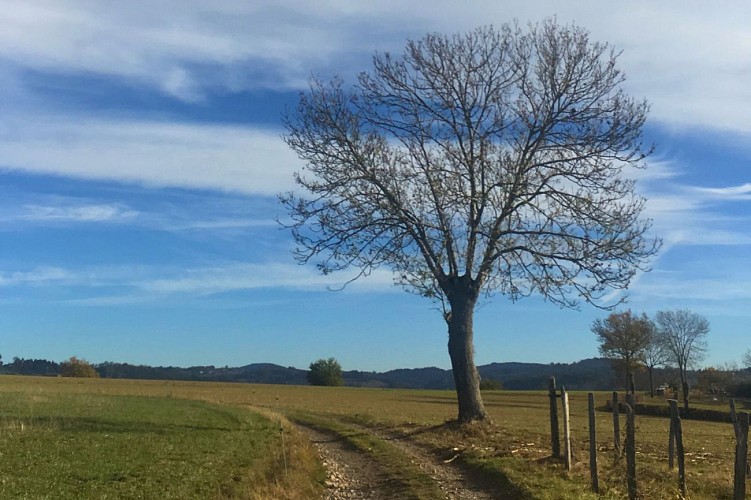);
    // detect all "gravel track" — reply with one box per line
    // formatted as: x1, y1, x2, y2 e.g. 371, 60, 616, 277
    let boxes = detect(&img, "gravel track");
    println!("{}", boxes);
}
297, 421, 502, 499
